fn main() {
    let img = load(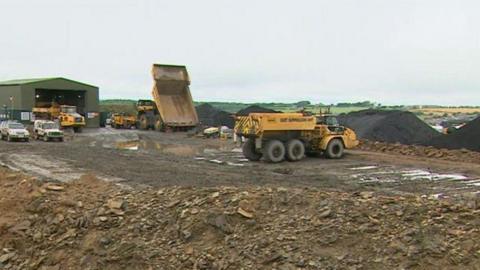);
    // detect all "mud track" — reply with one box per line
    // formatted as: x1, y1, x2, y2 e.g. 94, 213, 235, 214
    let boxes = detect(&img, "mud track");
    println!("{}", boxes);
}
0, 128, 479, 197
